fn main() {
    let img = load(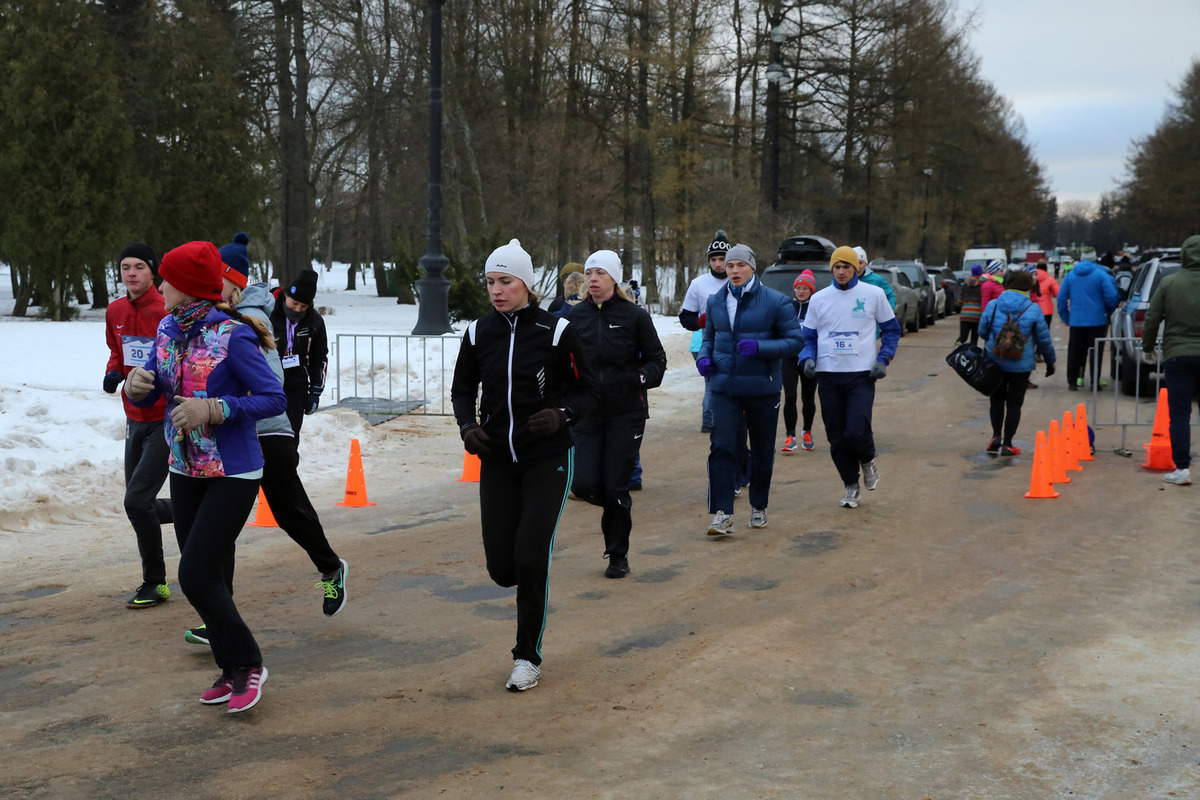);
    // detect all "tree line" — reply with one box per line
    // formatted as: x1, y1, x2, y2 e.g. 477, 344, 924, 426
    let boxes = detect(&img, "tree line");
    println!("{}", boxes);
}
0, 0, 1051, 320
